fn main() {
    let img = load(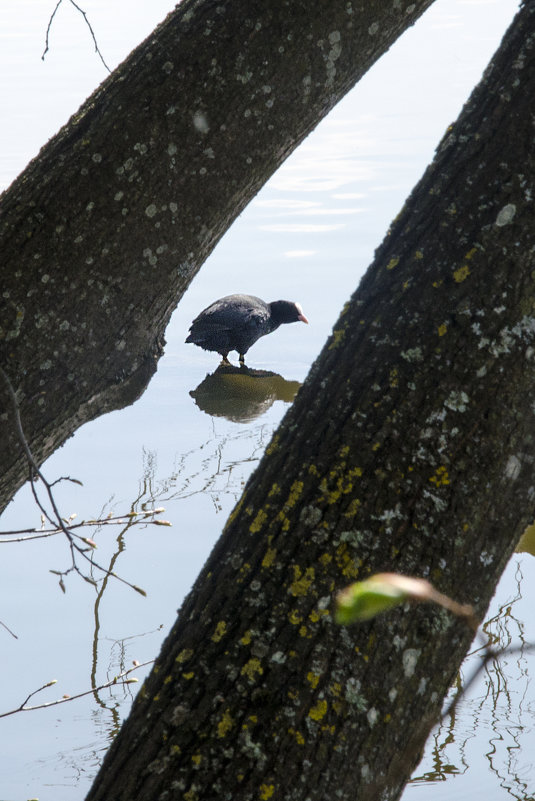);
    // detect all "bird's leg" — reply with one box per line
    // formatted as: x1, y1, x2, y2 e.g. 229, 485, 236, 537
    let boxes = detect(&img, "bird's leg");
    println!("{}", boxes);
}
220, 353, 231, 366
239, 353, 246, 365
